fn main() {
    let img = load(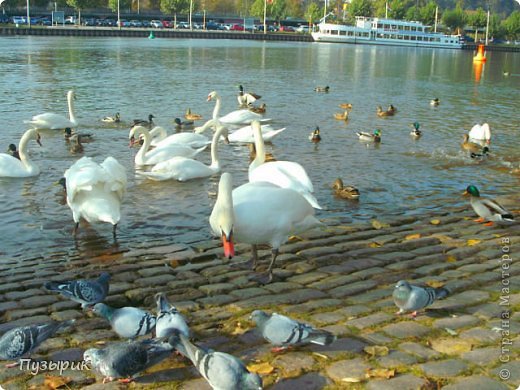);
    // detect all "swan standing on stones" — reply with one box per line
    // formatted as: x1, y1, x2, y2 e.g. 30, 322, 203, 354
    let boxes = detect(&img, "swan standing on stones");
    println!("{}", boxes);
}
0, 128, 42, 178
210, 172, 323, 283
249, 121, 321, 209
129, 126, 206, 167
64, 156, 127, 238
24, 90, 77, 130
136, 124, 228, 182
